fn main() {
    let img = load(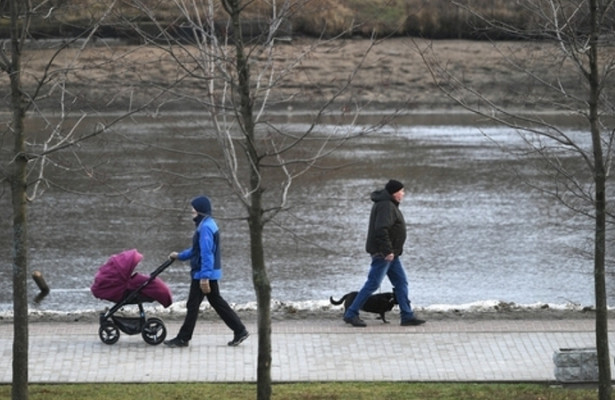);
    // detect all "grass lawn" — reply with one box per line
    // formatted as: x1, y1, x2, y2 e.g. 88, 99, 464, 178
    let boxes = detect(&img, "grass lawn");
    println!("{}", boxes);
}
0, 382, 599, 399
